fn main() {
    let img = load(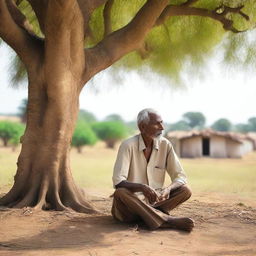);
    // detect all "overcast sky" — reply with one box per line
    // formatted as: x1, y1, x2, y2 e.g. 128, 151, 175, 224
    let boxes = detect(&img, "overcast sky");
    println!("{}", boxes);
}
0, 43, 255, 126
